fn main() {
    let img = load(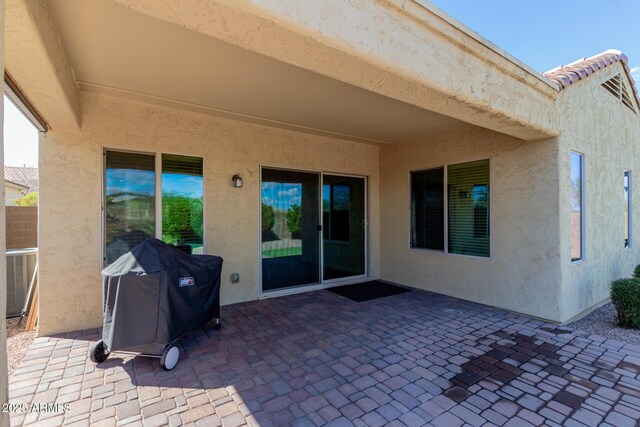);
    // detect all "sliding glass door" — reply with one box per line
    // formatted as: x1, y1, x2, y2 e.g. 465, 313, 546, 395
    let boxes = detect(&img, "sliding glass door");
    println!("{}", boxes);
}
323, 175, 366, 280
261, 168, 366, 293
